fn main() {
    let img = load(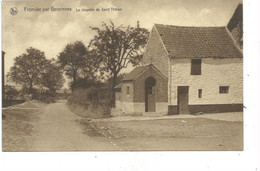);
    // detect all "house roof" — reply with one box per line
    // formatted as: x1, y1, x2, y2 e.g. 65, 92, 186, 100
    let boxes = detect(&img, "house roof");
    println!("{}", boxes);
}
154, 24, 243, 58
122, 65, 150, 81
